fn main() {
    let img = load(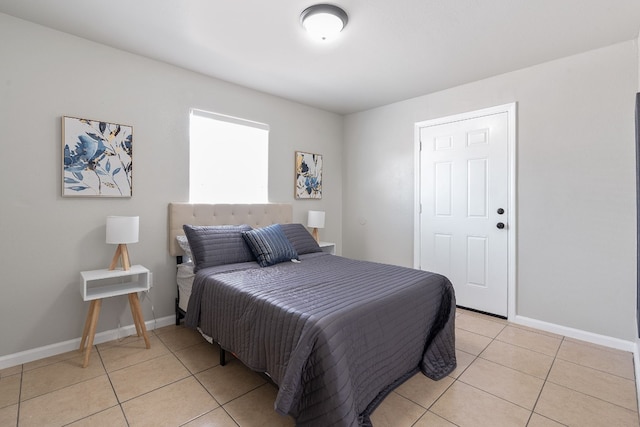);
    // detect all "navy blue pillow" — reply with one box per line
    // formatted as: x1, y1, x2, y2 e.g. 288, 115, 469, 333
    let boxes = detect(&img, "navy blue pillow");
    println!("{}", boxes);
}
242, 224, 299, 267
